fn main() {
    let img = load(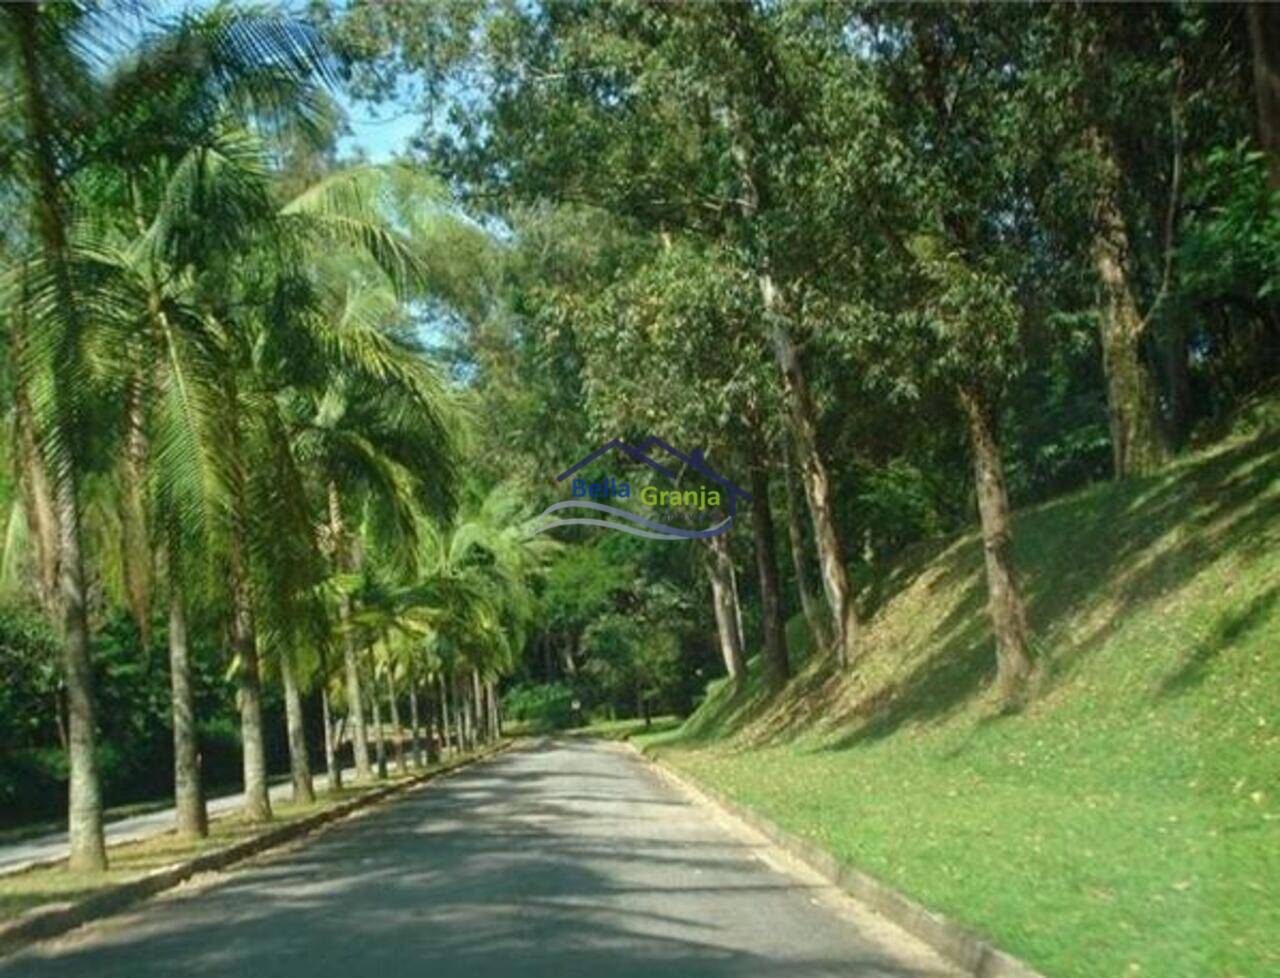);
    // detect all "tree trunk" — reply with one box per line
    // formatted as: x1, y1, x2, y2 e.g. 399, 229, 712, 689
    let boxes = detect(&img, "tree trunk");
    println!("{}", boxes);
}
120, 369, 152, 644
764, 298, 859, 667
329, 484, 373, 782
714, 19, 858, 667
168, 589, 207, 838
459, 675, 474, 751
54, 411, 106, 872
1090, 127, 1167, 478
13, 2, 106, 874
782, 440, 830, 651
747, 453, 789, 687
471, 671, 487, 744
958, 386, 1034, 699
706, 535, 746, 685
321, 686, 342, 793
231, 578, 272, 822
439, 674, 454, 755
488, 680, 501, 740
424, 687, 441, 764
369, 663, 388, 779
385, 668, 407, 775
1248, 3, 1280, 192
280, 657, 315, 805
408, 673, 424, 768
